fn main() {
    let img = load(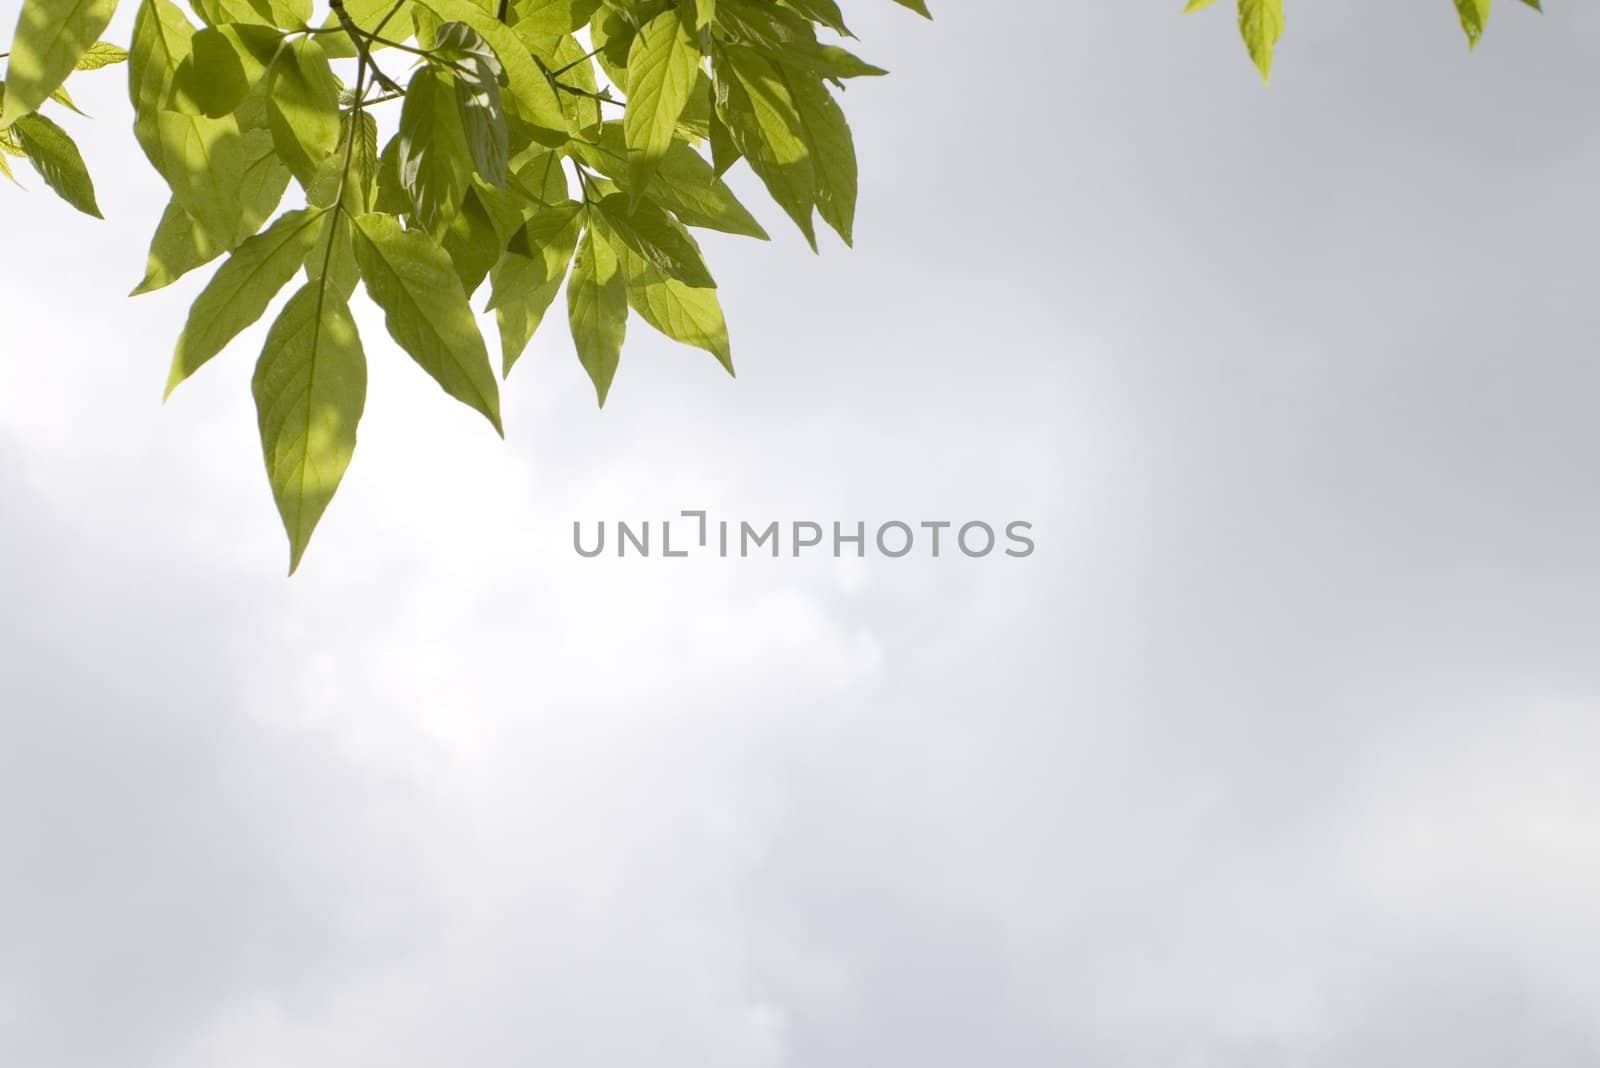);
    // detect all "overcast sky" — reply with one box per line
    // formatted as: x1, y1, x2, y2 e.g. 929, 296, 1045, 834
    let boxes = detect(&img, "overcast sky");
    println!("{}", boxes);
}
4, 2, 1600, 1065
